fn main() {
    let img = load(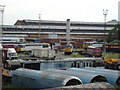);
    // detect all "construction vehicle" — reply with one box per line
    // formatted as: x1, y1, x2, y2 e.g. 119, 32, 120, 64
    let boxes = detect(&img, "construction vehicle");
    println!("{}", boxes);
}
103, 57, 119, 70
63, 43, 73, 55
